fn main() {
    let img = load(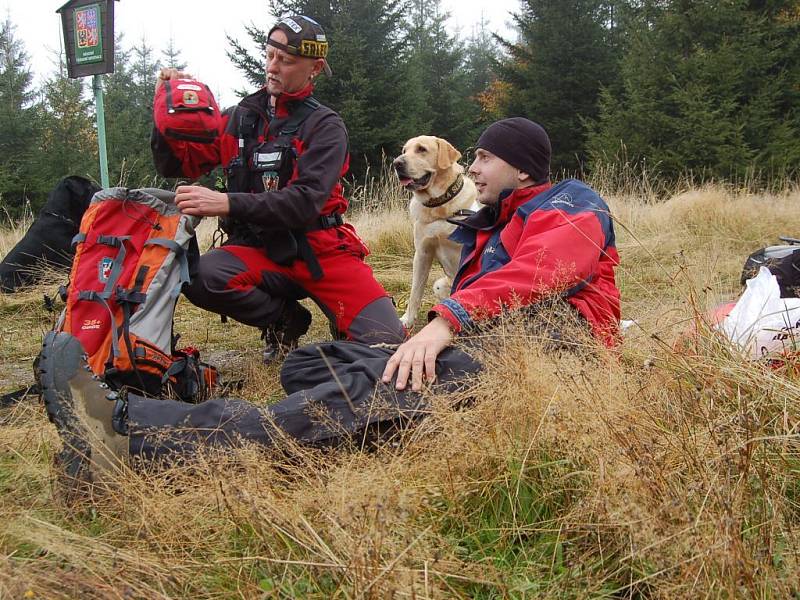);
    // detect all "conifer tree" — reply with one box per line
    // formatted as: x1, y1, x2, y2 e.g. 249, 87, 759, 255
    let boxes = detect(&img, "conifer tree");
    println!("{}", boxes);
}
404, 0, 476, 151
463, 15, 503, 142
103, 36, 161, 187
496, 0, 623, 174
161, 37, 187, 71
0, 17, 42, 212
586, 0, 800, 182
36, 58, 98, 186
